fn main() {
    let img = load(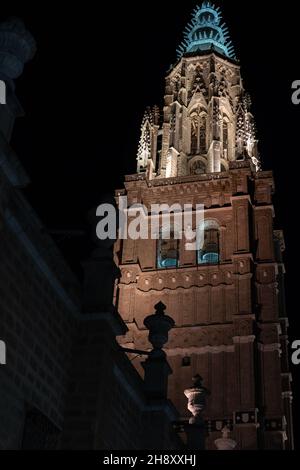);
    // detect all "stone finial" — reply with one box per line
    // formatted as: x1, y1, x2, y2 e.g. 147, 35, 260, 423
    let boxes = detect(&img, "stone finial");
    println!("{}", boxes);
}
184, 374, 210, 425
214, 425, 237, 450
144, 302, 175, 356
142, 302, 175, 399
221, 425, 231, 439
0, 17, 36, 84
184, 374, 210, 450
